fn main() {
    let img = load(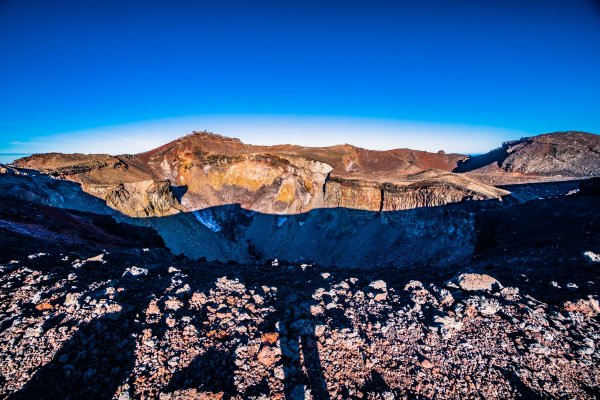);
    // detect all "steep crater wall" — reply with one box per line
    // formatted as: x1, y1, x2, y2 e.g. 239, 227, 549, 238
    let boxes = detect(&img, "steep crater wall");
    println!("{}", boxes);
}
1, 168, 482, 269
138, 204, 479, 269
